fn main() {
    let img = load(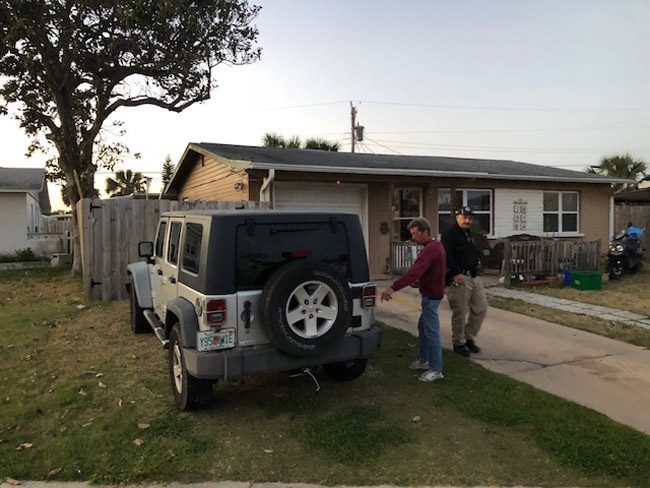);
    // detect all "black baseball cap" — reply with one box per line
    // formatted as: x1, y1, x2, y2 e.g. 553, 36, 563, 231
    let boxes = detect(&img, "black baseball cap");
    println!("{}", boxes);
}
455, 205, 474, 216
